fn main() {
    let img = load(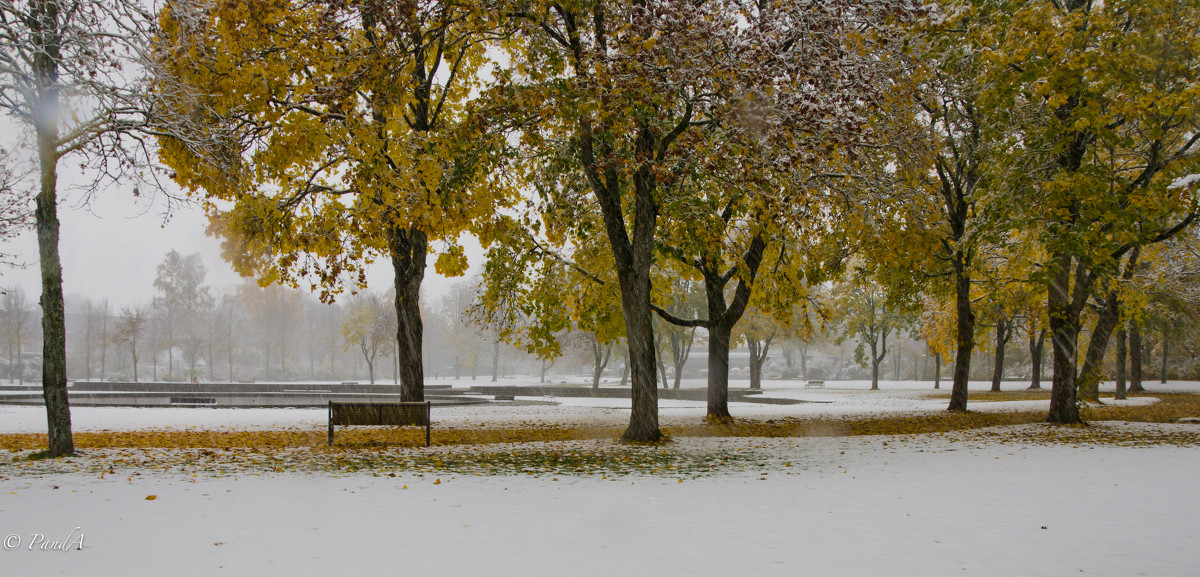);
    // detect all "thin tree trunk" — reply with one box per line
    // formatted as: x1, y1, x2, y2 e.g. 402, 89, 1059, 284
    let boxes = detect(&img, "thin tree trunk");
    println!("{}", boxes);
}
1160, 328, 1168, 384
32, 0, 72, 456
491, 339, 499, 383
869, 340, 881, 391
389, 227, 426, 403
948, 261, 974, 411
991, 317, 1009, 392
1028, 329, 1046, 390
748, 334, 772, 390
799, 342, 808, 381
100, 312, 107, 379
1114, 324, 1127, 400
1129, 321, 1144, 392
934, 353, 942, 389
669, 327, 693, 390
1078, 249, 1140, 402
591, 341, 611, 390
